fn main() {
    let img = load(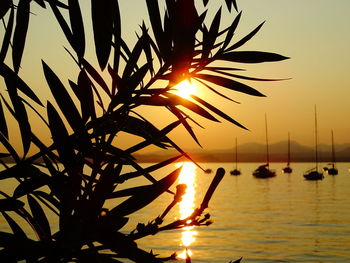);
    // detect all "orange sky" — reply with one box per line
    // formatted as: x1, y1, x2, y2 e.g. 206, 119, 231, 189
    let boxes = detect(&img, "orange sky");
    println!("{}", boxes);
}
2, 0, 350, 155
